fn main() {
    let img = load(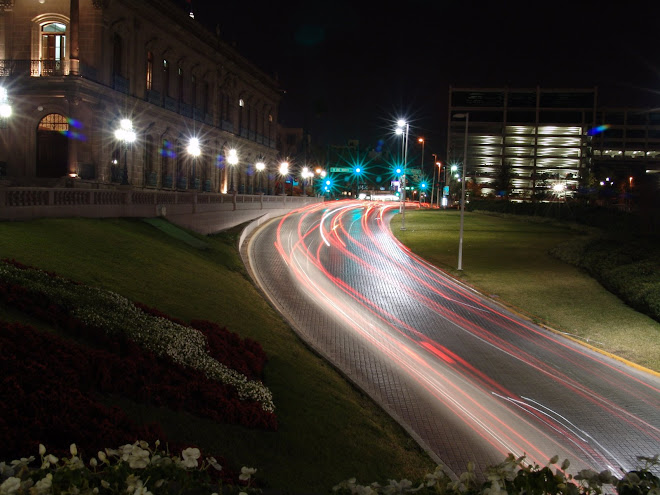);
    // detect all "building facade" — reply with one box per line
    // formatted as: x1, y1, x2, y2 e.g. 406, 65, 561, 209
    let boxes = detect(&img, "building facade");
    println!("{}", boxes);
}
0, 0, 281, 194
447, 87, 660, 202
